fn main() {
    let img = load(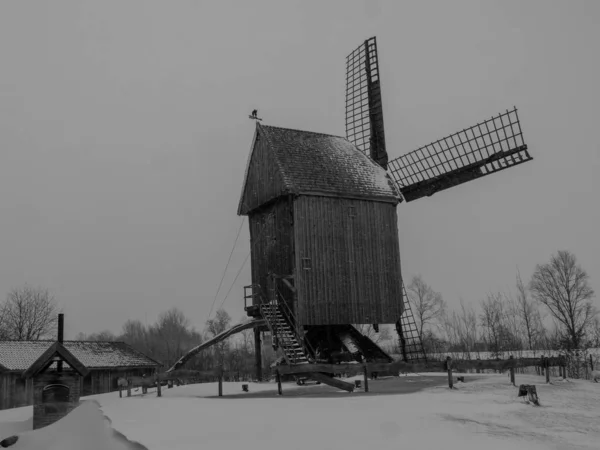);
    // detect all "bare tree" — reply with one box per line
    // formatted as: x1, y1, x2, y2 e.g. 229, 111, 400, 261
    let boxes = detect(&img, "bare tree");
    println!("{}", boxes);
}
442, 299, 478, 358
530, 250, 596, 349
407, 275, 446, 340
154, 307, 194, 368
587, 317, 600, 348
205, 308, 232, 368
2, 285, 59, 340
75, 330, 118, 341
512, 270, 544, 354
479, 292, 520, 357
0, 301, 9, 339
